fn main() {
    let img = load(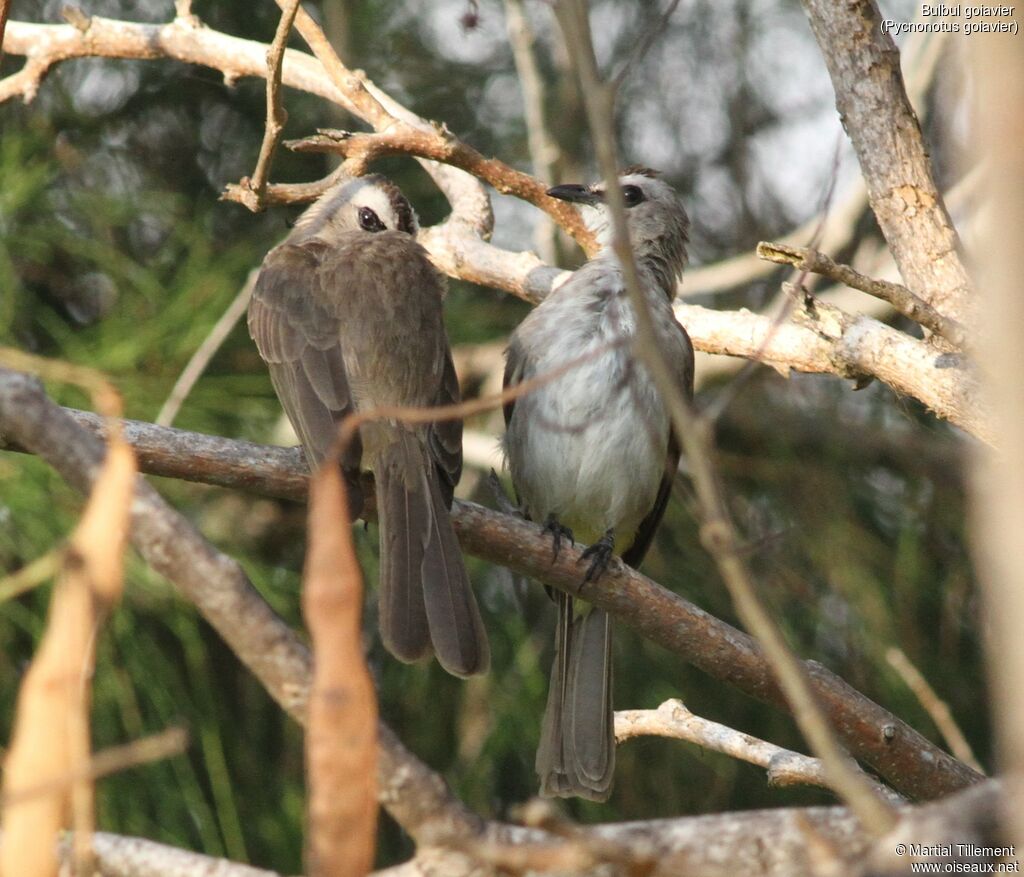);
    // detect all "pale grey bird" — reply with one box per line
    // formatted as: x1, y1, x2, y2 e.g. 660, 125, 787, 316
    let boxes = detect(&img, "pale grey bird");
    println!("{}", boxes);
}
248, 174, 489, 678
503, 167, 694, 800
